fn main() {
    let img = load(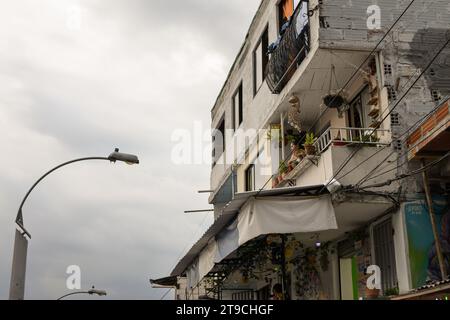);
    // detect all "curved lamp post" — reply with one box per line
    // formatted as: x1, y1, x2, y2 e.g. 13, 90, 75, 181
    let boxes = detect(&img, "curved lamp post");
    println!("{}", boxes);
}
9, 148, 139, 300
57, 287, 107, 300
